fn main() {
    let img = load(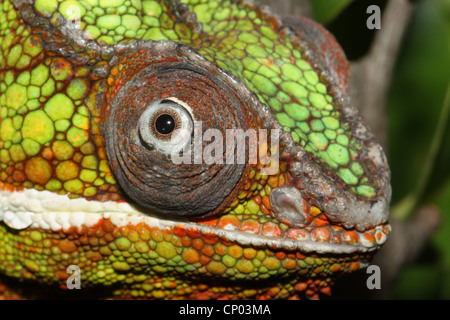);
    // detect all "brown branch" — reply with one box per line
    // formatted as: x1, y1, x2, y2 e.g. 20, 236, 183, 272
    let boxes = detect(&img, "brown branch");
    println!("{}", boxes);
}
350, 0, 415, 148
347, 0, 443, 299
370, 205, 442, 299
